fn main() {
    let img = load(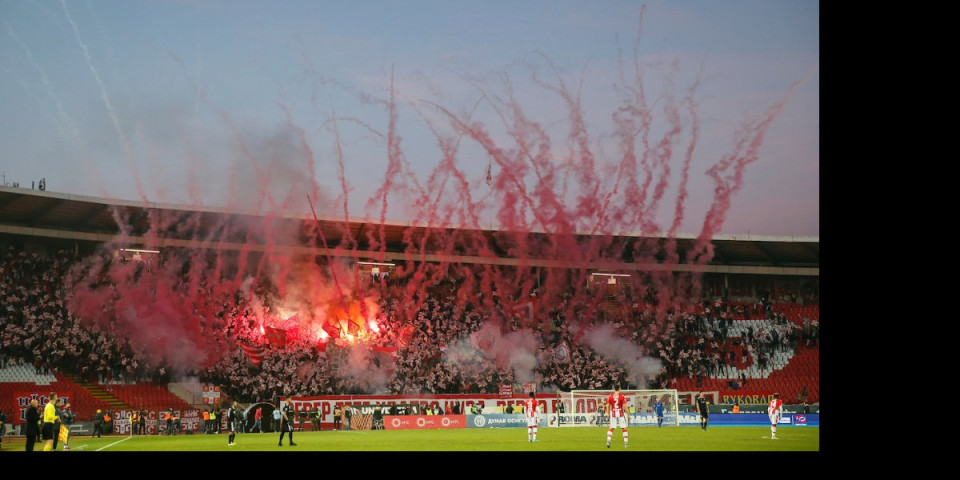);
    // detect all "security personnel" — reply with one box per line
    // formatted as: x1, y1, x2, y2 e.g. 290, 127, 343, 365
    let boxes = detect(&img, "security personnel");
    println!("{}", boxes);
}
202, 409, 211, 433
209, 408, 218, 433
312, 406, 322, 431
131, 410, 139, 435
93, 409, 104, 438
138, 410, 147, 435
164, 409, 174, 435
